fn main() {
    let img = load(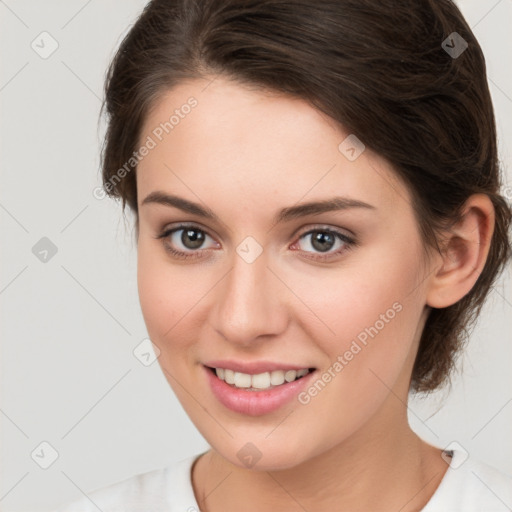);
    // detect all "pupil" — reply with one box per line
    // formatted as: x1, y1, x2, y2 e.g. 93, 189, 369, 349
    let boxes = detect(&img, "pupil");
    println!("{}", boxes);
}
312, 231, 334, 252
183, 229, 205, 249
